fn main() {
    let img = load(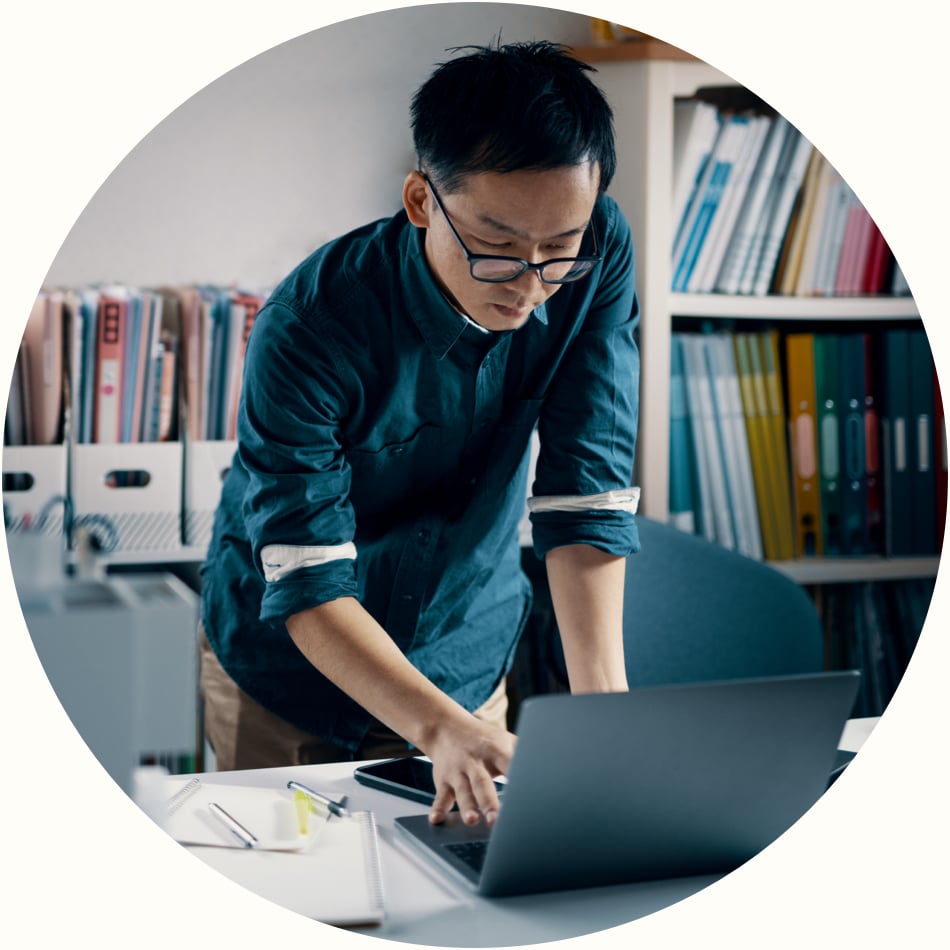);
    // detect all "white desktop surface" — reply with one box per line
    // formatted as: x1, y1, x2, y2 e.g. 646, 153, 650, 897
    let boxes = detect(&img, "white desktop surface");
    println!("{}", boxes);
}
180, 718, 878, 947
838, 716, 878, 753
